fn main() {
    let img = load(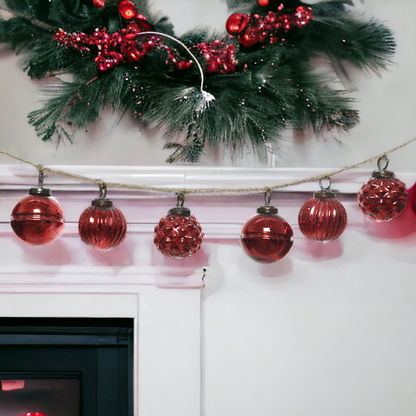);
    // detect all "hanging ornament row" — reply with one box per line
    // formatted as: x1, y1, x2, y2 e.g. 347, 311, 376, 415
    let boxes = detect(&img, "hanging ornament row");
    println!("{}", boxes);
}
9, 158, 409, 263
